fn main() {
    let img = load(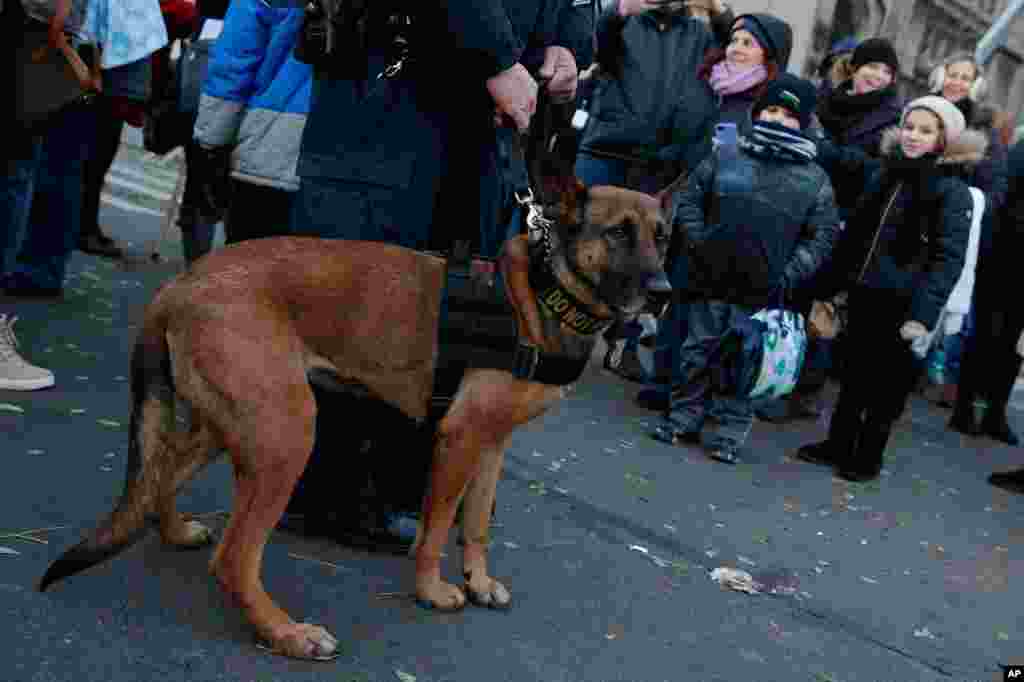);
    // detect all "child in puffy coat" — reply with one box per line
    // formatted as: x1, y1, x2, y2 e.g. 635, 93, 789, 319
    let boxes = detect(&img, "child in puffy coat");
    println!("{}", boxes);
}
192, 0, 312, 246
652, 73, 840, 465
